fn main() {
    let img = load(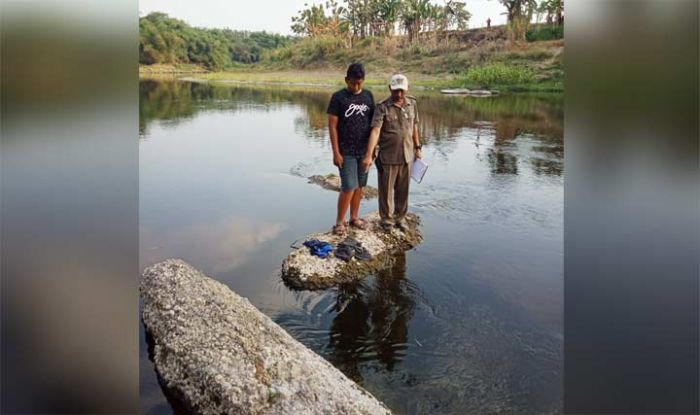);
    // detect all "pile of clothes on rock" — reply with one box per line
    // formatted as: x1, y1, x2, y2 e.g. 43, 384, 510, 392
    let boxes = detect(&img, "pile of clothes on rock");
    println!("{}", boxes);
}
301, 237, 372, 262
